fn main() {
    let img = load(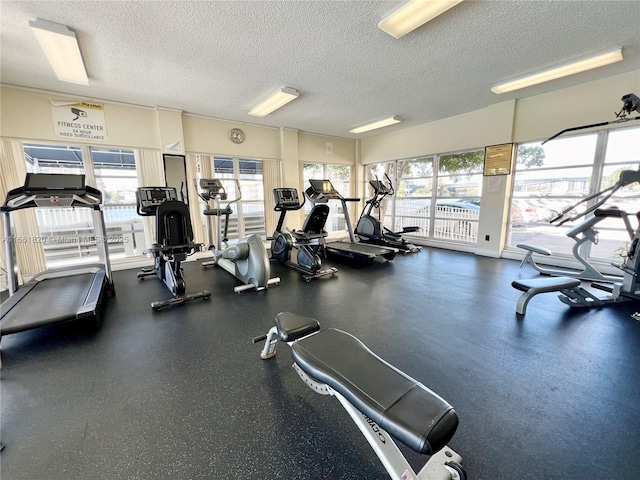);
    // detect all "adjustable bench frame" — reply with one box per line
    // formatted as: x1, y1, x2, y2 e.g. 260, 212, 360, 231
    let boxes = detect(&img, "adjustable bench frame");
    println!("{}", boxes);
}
254, 312, 466, 480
